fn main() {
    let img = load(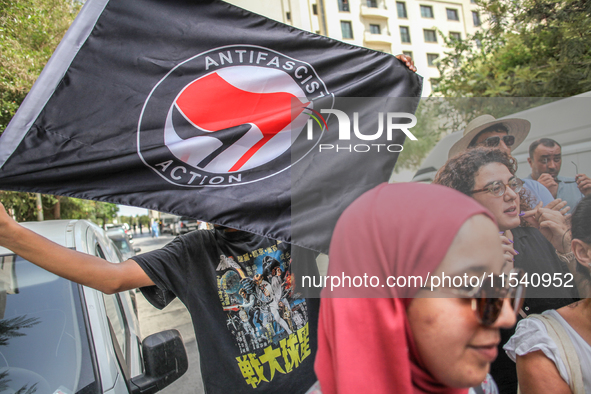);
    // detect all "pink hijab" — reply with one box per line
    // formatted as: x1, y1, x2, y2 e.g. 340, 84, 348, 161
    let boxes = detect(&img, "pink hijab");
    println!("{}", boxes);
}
315, 183, 496, 394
